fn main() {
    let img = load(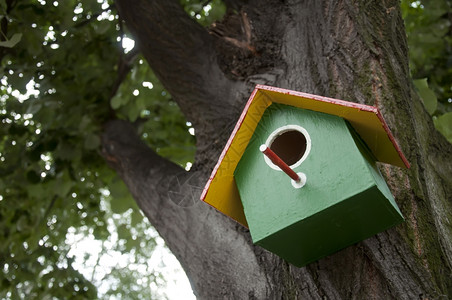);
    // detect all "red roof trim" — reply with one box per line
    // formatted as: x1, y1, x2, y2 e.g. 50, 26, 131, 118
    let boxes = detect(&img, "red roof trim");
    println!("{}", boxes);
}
256, 85, 379, 113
